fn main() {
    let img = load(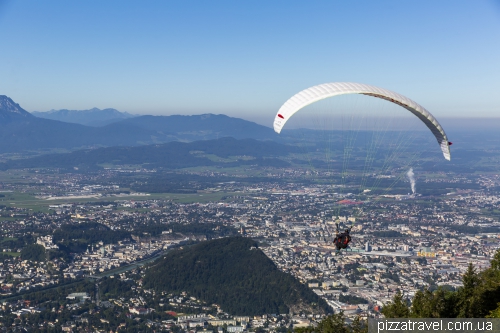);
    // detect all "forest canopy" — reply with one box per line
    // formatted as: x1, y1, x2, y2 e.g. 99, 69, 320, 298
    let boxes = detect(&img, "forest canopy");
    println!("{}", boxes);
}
143, 236, 331, 315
